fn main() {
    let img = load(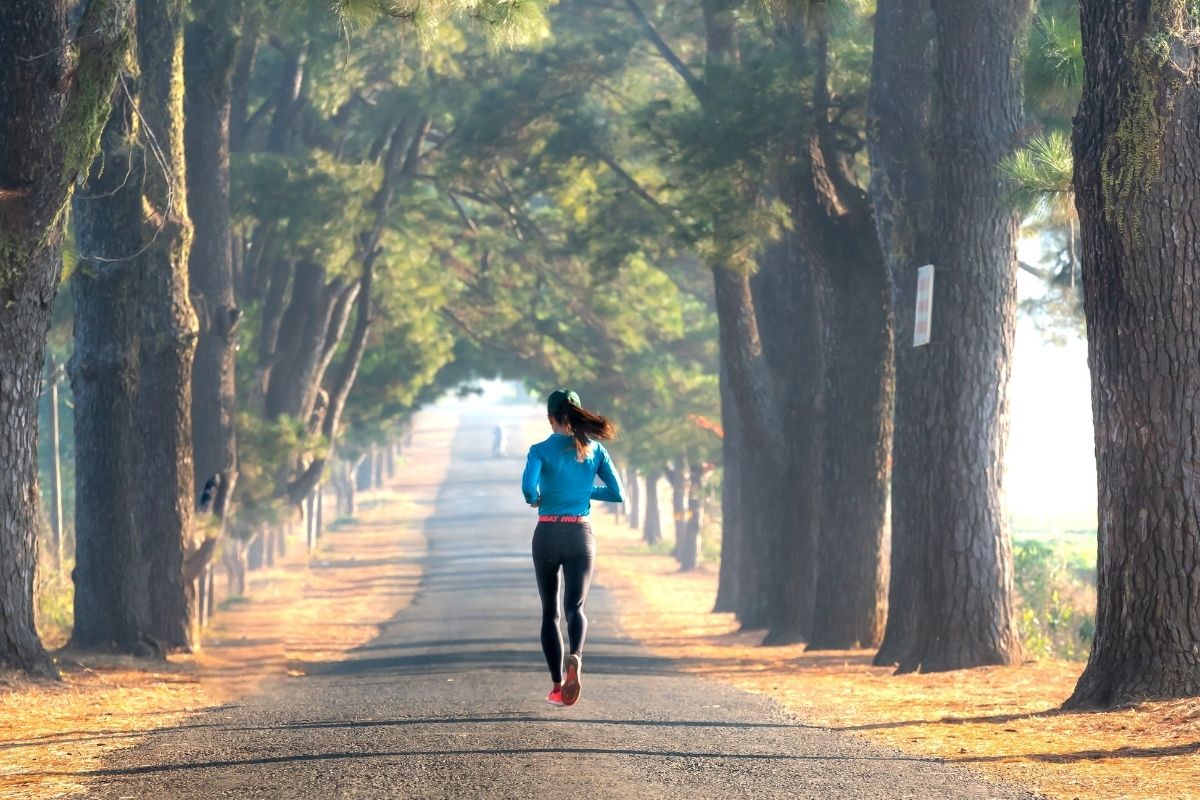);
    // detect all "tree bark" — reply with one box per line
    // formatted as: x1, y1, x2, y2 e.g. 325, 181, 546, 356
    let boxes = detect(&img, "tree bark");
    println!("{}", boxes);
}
807, 242, 892, 650
133, 0, 200, 652
679, 461, 711, 572
343, 463, 356, 518
626, 467, 640, 529
714, 261, 812, 639
643, 470, 663, 546
305, 490, 318, 551
1065, 0, 1200, 709
796, 29, 895, 650
713, 364, 739, 612
224, 538, 247, 597
749, 240, 824, 643
247, 531, 265, 571
665, 453, 689, 555
880, 0, 1029, 672
47, 361, 65, 570
867, 0, 936, 668
69, 90, 149, 653
714, 267, 773, 631
263, 261, 349, 421
0, 0, 134, 676
185, 0, 242, 528
373, 445, 385, 488
315, 485, 325, 540
807, 217, 893, 650
356, 453, 374, 492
